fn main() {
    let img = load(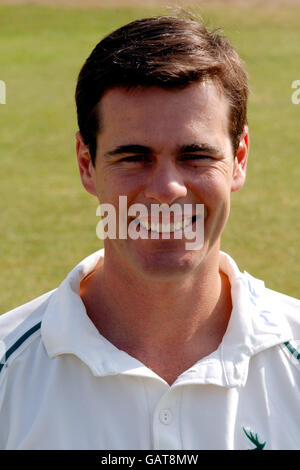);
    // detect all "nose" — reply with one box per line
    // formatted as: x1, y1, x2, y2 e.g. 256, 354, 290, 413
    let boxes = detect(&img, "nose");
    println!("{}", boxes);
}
144, 161, 187, 205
